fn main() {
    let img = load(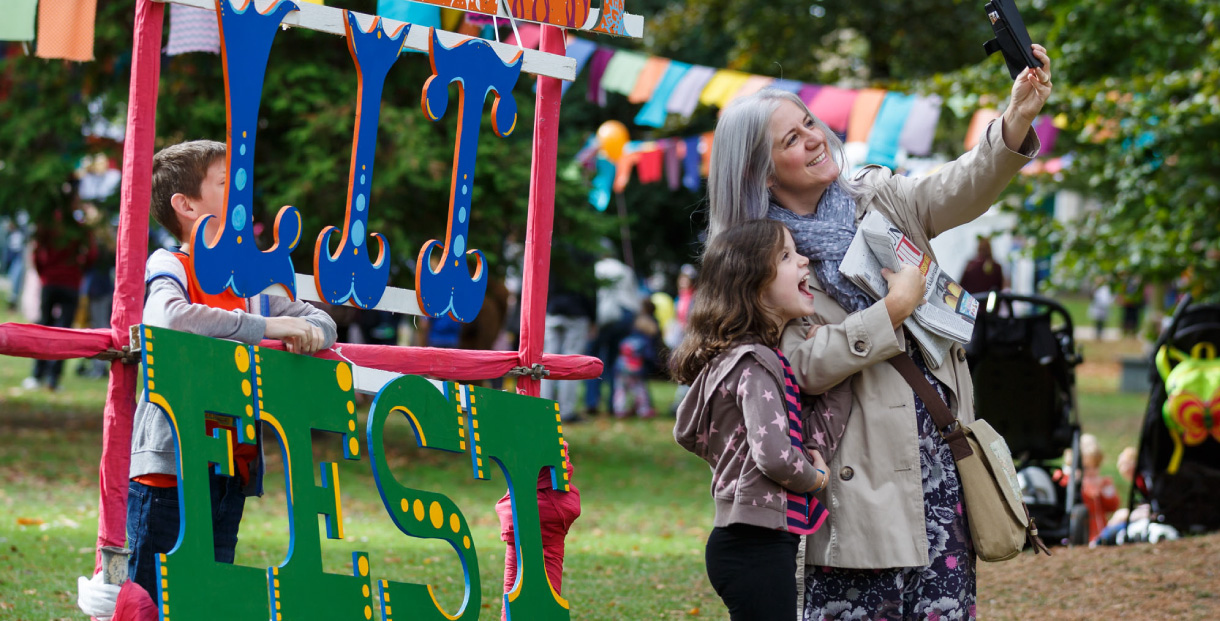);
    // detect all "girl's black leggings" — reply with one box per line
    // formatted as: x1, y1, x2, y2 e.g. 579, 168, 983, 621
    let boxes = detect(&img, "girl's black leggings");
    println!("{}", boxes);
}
705, 522, 800, 620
